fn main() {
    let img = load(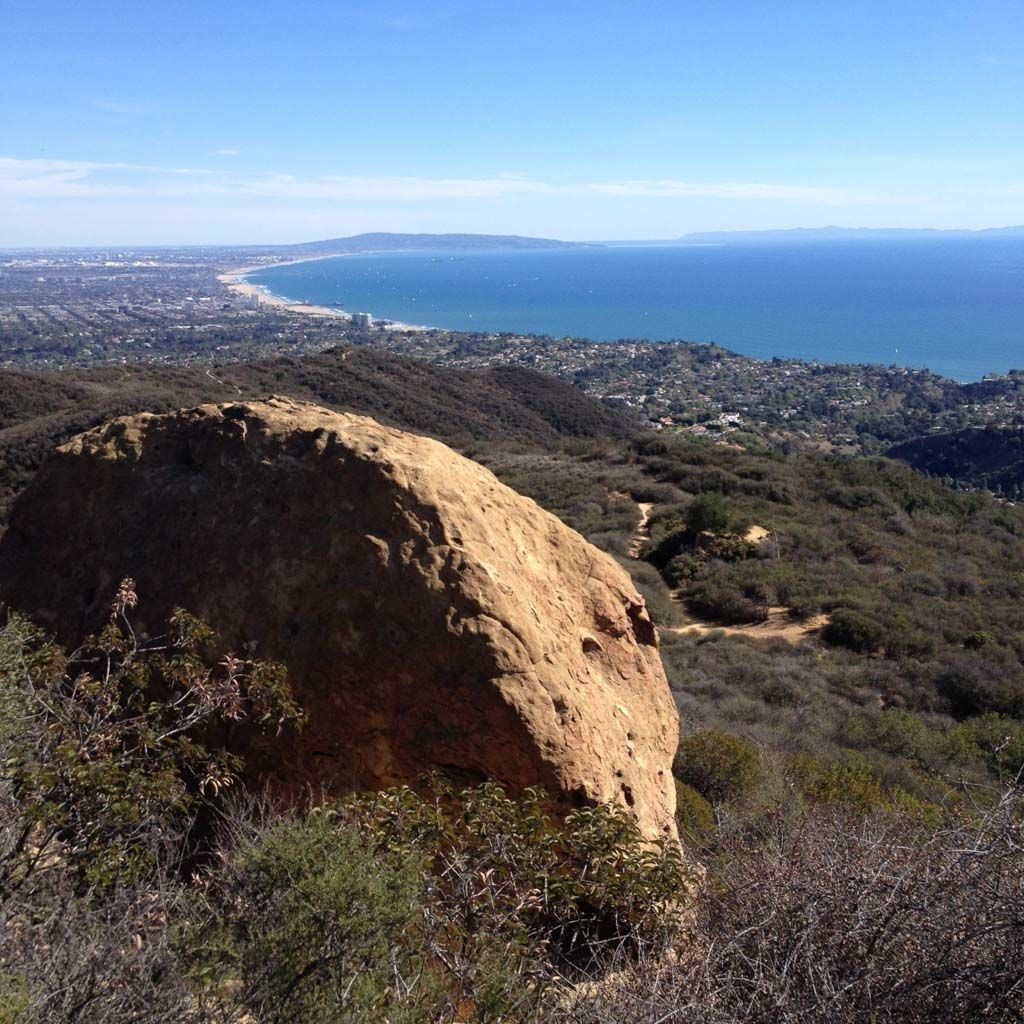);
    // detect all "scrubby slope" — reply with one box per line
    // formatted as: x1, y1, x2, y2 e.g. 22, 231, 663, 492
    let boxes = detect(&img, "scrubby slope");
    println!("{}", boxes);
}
0, 347, 633, 517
